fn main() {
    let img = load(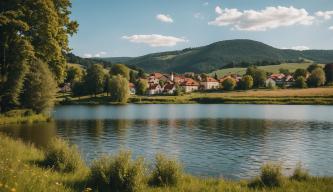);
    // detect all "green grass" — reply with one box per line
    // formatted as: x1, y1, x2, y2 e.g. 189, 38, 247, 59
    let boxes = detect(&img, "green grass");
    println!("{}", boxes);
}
0, 134, 333, 192
210, 63, 325, 78
0, 109, 51, 125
